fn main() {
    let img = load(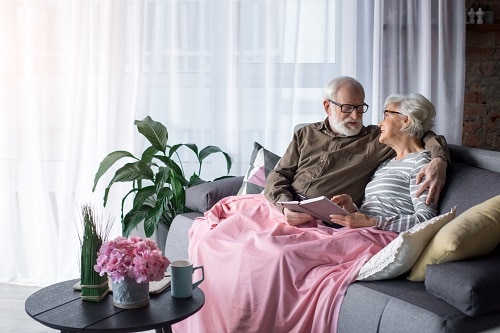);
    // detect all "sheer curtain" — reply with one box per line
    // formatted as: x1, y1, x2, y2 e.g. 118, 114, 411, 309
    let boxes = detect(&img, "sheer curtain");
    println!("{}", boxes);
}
0, 0, 464, 285
366, 0, 465, 144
